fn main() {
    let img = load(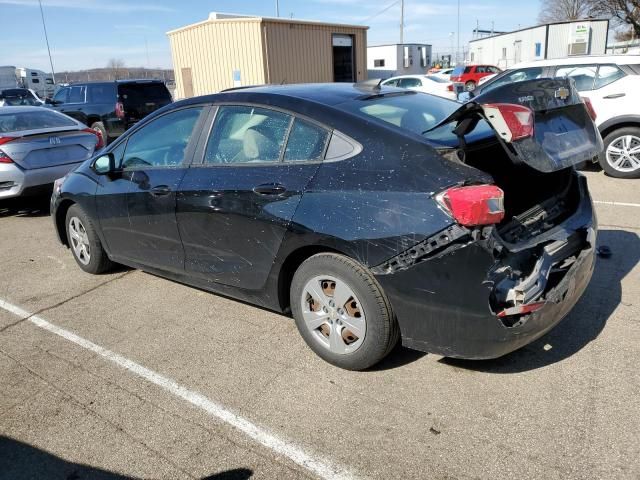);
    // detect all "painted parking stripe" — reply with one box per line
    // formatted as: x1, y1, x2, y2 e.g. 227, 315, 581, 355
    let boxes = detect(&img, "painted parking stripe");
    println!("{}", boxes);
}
0, 298, 355, 480
594, 200, 640, 208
